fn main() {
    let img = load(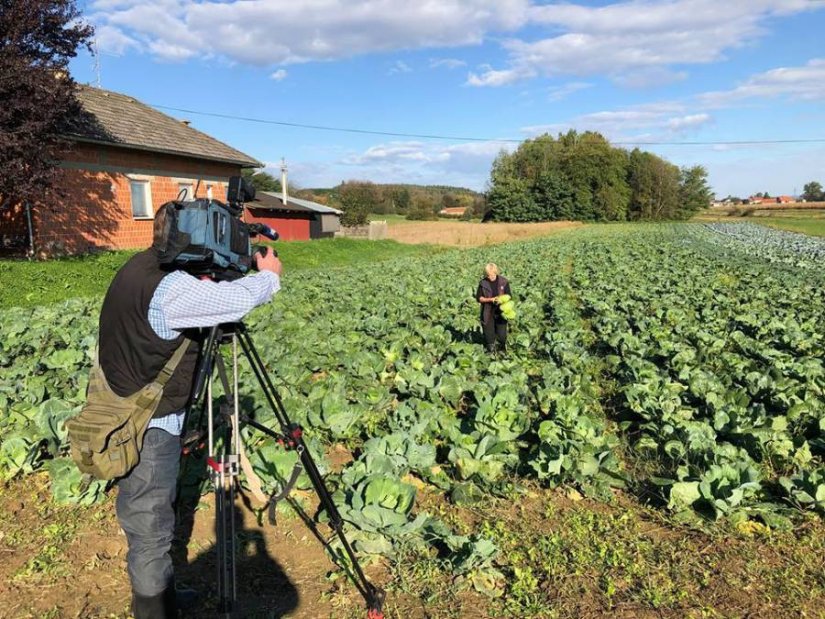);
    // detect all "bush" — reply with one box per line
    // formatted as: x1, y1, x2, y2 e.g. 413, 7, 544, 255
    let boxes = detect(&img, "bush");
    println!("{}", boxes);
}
407, 196, 438, 221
